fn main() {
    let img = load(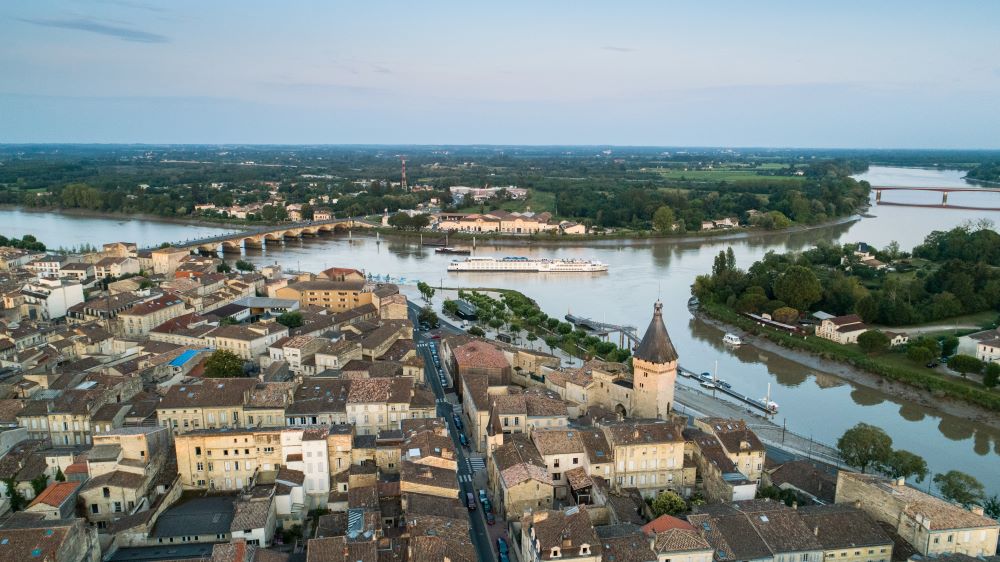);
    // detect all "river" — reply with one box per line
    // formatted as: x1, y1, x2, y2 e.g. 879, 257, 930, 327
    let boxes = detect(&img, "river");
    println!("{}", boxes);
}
3, 166, 1000, 495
